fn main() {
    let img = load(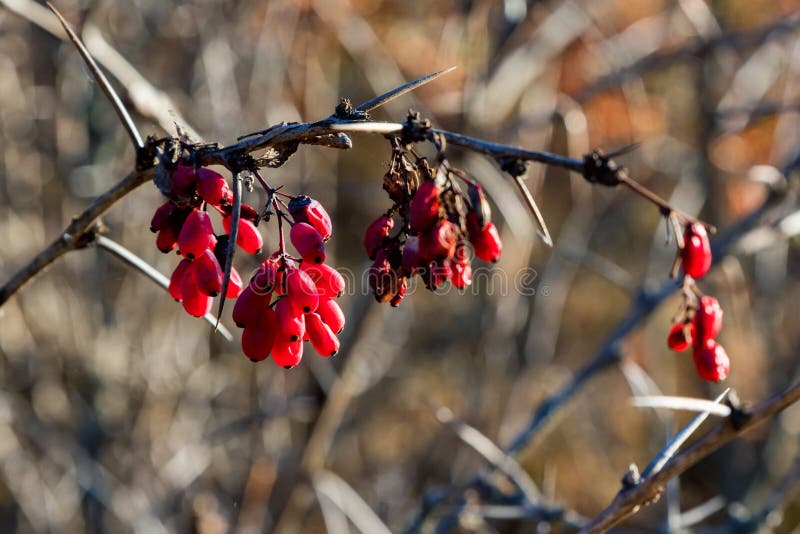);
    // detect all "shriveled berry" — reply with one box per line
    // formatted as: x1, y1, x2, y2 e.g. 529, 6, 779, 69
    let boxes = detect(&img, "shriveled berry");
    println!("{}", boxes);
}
667, 323, 694, 352
305, 313, 340, 357
692, 339, 730, 382
232, 285, 269, 328
409, 180, 440, 233
467, 182, 492, 229
150, 202, 174, 233
401, 236, 421, 275
156, 224, 180, 253
178, 210, 214, 259
168, 259, 192, 301
271, 338, 303, 368
286, 267, 320, 314
275, 297, 306, 342
289, 196, 332, 240
419, 219, 457, 261
317, 299, 345, 334
363, 215, 394, 260
222, 216, 263, 254
301, 263, 345, 299
290, 222, 326, 264
241, 307, 276, 362
422, 260, 451, 291
196, 168, 230, 206
180, 268, 212, 317
694, 296, 723, 345
682, 223, 712, 279
369, 252, 399, 302
194, 249, 223, 296
390, 277, 407, 307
